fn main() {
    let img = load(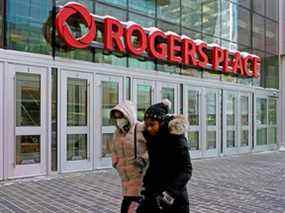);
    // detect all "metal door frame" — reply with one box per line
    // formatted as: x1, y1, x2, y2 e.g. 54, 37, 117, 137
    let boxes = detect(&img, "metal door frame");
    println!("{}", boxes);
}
95, 74, 123, 168
60, 70, 94, 173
